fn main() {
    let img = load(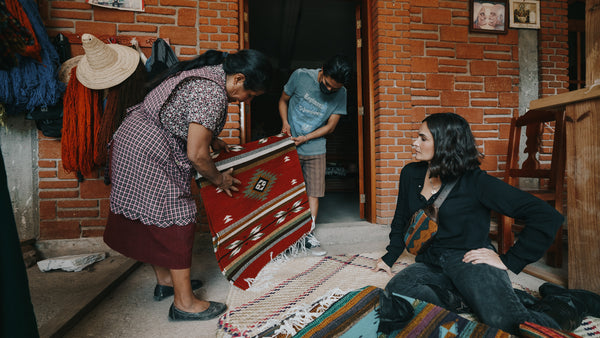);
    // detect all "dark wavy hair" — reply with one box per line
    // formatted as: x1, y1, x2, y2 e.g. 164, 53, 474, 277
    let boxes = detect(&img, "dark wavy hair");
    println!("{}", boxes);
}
147, 49, 272, 92
424, 112, 482, 180
322, 54, 352, 86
